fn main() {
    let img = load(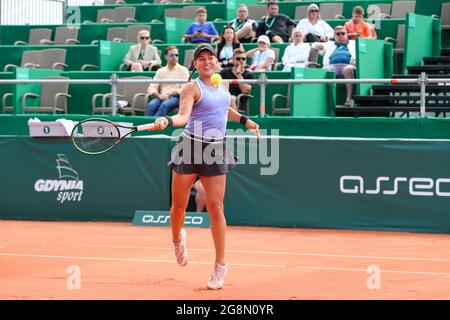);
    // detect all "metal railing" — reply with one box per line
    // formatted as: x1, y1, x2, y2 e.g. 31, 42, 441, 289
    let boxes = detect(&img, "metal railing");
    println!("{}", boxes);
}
1, 72, 449, 117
